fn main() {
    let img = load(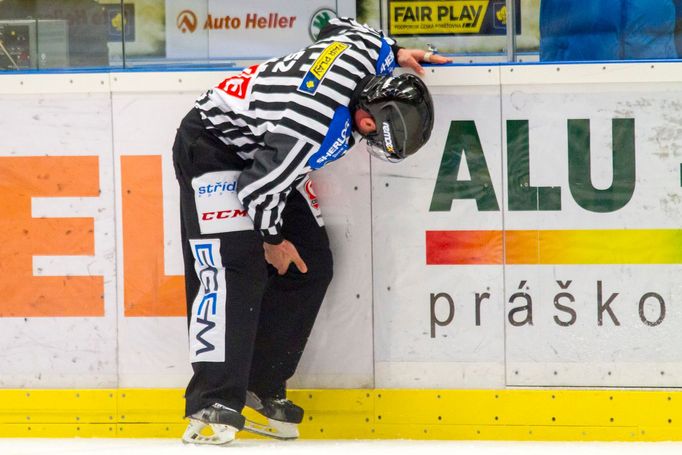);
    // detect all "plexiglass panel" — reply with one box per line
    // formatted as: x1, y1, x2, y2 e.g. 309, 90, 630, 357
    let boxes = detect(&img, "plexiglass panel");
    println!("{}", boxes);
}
4, 1, 682, 71
0, 0, 123, 69
538, 0, 682, 62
